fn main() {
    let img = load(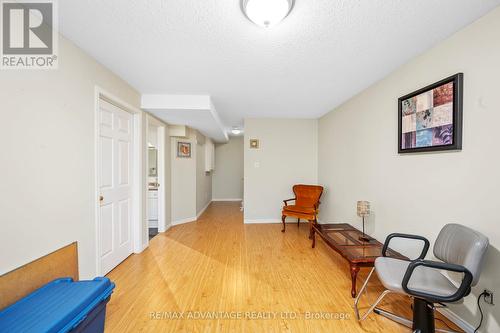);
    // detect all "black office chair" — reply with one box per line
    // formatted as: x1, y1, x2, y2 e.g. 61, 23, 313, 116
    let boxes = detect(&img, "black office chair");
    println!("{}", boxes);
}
354, 223, 489, 333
